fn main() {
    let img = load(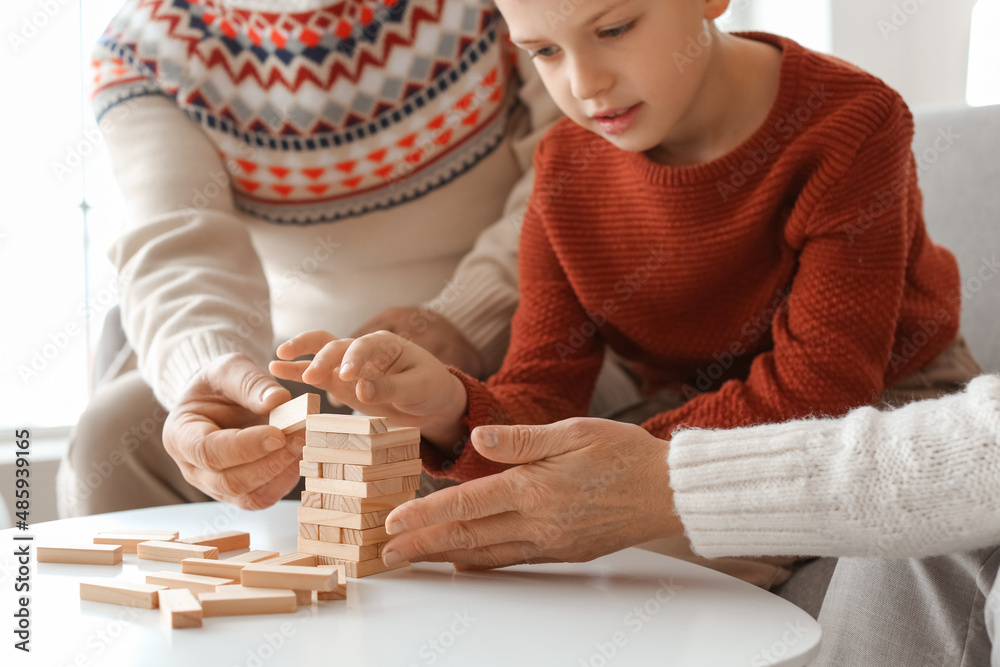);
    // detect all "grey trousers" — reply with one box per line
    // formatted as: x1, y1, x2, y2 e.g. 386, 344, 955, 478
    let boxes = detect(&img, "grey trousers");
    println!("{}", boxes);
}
813, 546, 1000, 666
